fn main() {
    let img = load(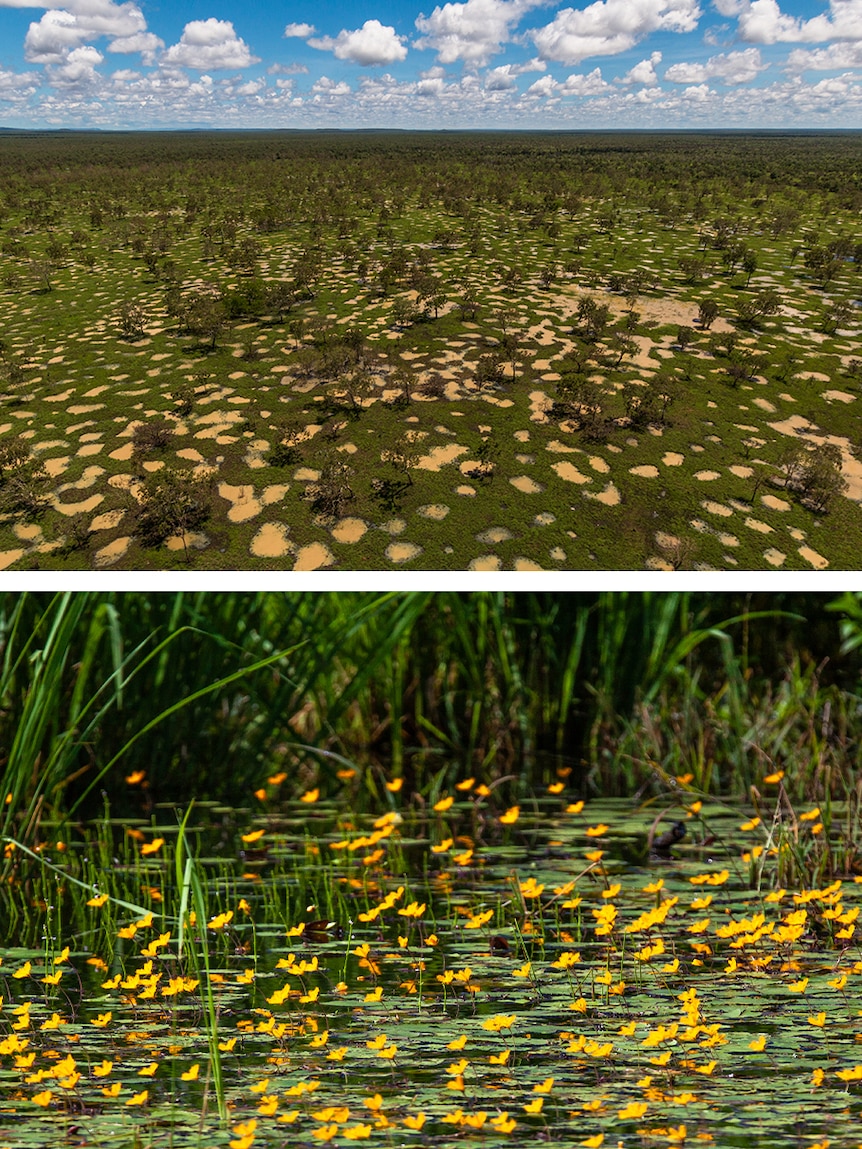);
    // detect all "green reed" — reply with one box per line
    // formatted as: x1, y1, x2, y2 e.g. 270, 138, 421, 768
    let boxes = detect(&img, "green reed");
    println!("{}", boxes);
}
2, 589, 861, 866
